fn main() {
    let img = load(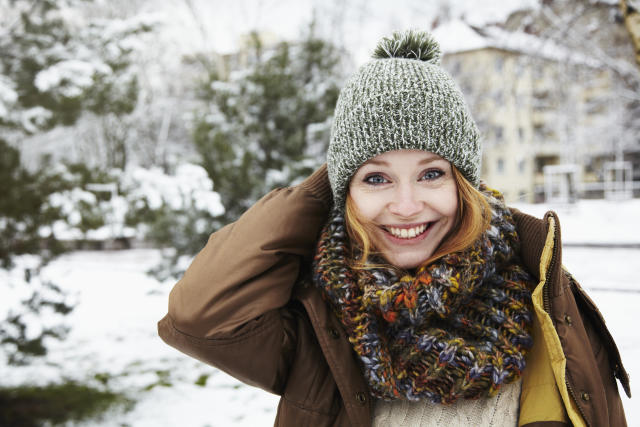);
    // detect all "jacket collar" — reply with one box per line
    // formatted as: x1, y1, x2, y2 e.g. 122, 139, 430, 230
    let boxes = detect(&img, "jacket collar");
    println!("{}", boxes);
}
512, 209, 565, 296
